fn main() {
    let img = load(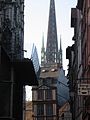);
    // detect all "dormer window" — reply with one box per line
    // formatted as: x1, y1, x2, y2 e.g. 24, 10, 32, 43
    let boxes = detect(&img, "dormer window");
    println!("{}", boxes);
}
42, 69, 48, 73
51, 68, 57, 72
42, 69, 46, 72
